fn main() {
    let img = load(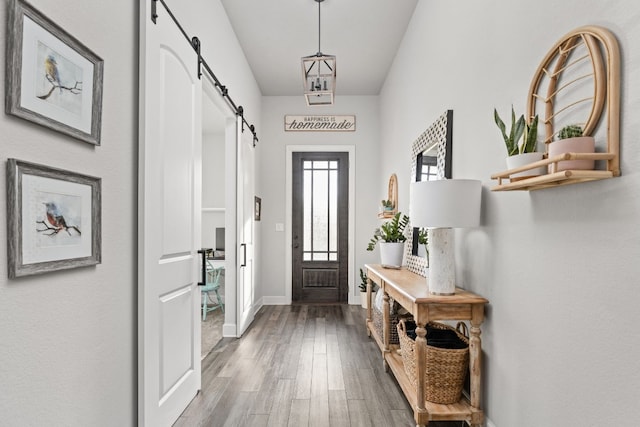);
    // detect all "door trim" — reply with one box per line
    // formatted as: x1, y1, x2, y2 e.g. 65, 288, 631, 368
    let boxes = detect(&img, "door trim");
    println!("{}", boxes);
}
284, 145, 356, 305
